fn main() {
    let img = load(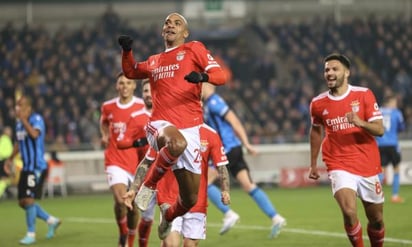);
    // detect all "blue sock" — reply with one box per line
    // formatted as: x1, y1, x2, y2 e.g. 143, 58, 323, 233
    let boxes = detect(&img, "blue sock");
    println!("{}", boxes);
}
34, 203, 50, 221
249, 187, 276, 219
207, 184, 230, 214
392, 173, 400, 196
25, 204, 37, 233
378, 173, 384, 184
